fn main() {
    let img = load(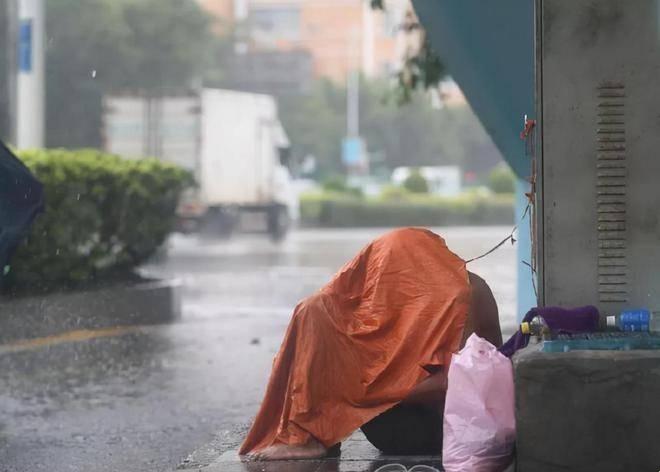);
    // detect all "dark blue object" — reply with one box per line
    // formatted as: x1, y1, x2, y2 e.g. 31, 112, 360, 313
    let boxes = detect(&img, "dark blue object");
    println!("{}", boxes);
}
619, 309, 652, 332
0, 141, 44, 286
